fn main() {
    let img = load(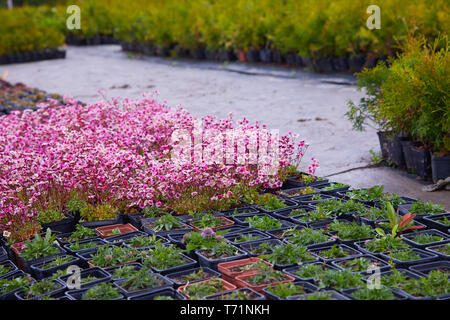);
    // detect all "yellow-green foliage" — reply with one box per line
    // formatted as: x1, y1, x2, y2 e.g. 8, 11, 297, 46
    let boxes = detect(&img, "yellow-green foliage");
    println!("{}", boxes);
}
350, 35, 450, 153
1, 0, 448, 57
